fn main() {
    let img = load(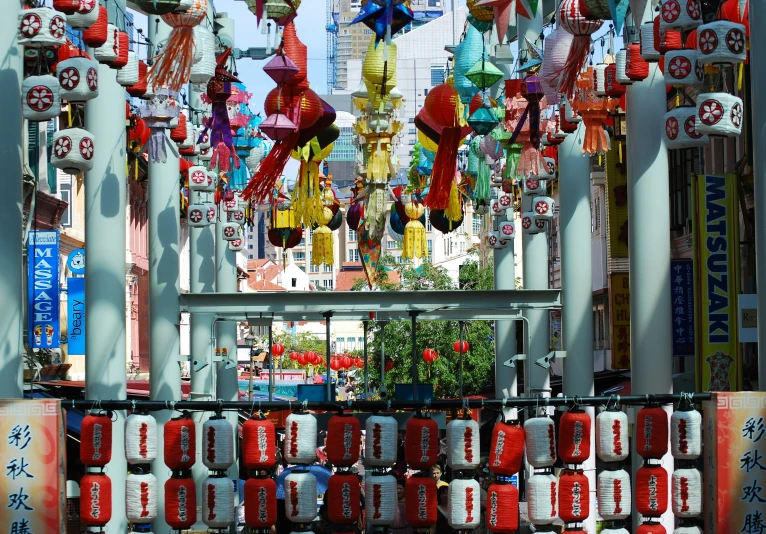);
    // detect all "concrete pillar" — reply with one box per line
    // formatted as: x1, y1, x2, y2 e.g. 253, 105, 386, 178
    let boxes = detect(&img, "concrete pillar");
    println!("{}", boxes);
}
494, 242, 517, 419
0, 0, 25, 397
